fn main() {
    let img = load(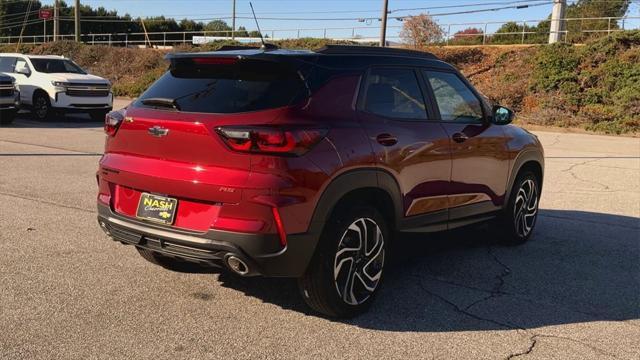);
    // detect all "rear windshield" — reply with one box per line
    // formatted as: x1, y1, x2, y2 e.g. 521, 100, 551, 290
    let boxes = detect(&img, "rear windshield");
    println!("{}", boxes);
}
134, 59, 306, 114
